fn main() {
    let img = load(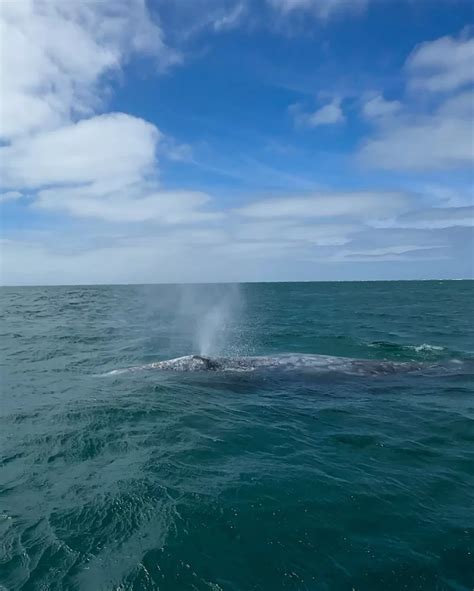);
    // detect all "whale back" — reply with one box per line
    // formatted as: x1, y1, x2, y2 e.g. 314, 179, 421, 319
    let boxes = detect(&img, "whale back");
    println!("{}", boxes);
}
148, 353, 422, 375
